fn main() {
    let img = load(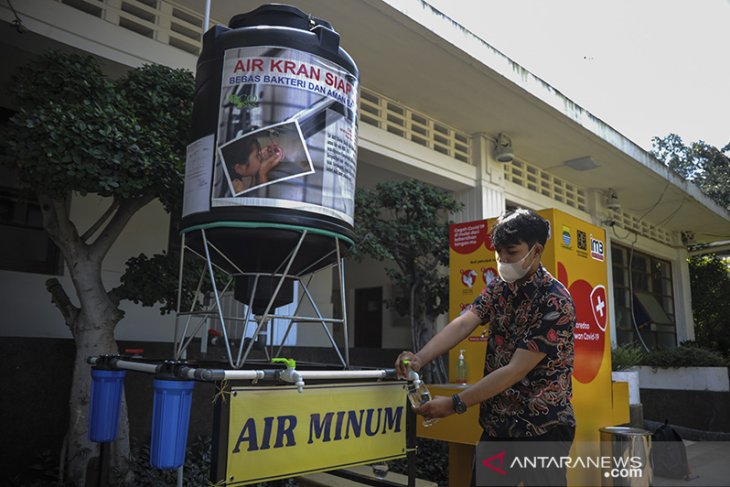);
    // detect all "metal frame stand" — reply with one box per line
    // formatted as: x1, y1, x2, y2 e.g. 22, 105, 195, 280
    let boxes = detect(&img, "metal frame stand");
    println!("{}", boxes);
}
173, 227, 351, 369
